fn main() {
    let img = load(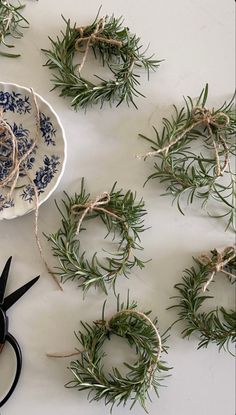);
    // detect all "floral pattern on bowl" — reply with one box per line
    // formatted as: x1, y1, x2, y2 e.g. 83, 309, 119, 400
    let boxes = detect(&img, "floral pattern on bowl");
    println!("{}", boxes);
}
0, 82, 67, 220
